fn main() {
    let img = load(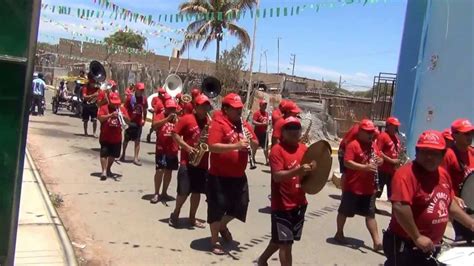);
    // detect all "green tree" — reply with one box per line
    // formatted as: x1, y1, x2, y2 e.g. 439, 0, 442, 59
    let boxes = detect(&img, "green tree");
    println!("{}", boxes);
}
179, 0, 256, 65
104, 30, 147, 50
324, 80, 339, 90
215, 43, 247, 93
